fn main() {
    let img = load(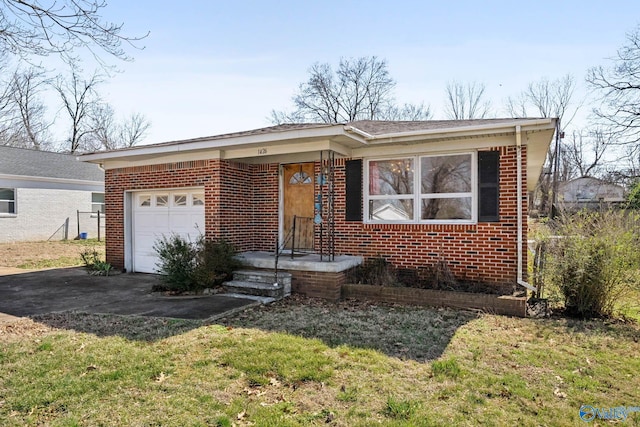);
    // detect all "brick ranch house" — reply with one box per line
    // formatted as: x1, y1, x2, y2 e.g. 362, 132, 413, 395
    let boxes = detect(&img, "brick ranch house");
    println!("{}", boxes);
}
80, 118, 557, 300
